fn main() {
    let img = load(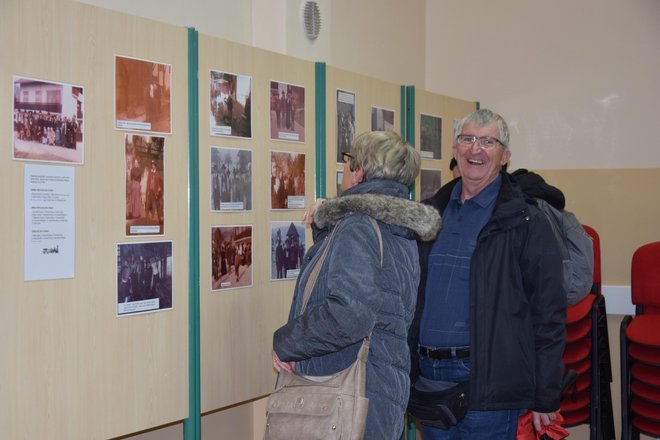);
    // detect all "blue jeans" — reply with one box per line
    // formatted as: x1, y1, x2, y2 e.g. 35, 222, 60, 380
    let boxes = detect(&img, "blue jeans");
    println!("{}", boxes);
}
418, 354, 520, 440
